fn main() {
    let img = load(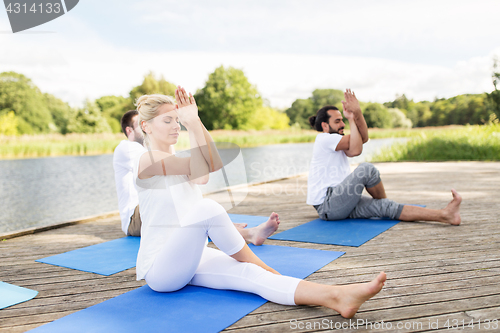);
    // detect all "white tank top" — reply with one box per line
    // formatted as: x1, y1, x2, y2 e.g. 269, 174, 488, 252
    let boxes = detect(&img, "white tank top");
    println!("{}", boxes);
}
133, 151, 204, 280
